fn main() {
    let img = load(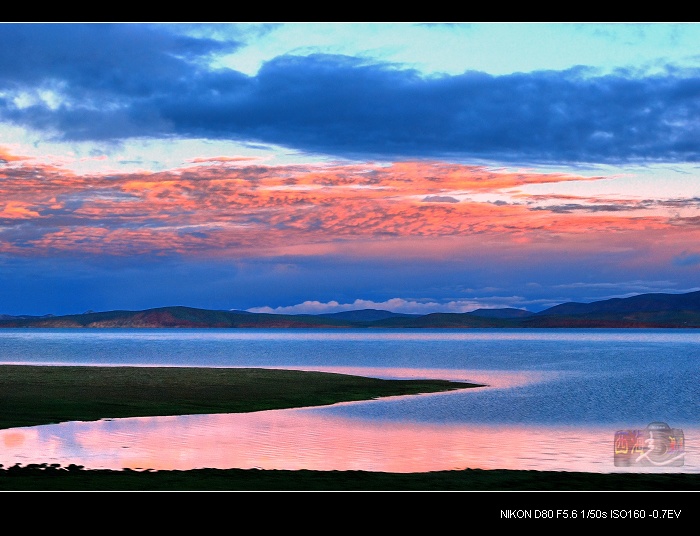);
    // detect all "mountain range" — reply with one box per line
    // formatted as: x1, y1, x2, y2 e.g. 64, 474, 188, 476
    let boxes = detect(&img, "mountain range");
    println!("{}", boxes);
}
2, 290, 700, 328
